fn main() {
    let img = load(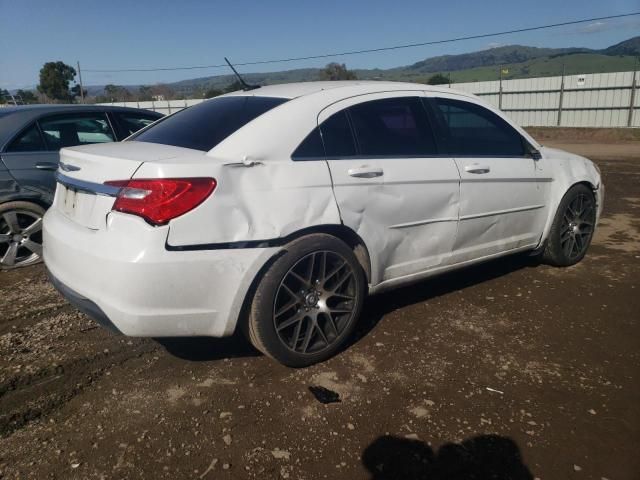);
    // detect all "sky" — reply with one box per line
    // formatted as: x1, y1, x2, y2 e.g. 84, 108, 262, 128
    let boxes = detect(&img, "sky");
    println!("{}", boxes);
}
1, 0, 639, 89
